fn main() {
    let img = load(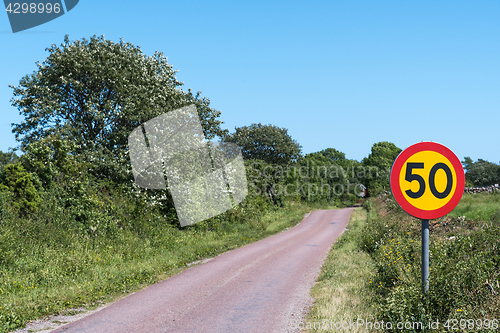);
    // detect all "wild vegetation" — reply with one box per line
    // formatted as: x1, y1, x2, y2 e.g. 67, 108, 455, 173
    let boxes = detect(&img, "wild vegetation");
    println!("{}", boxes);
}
367, 192, 499, 332
0, 34, 391, 332
0, 181, 326, 332
462, 157, 500, 187
307, 192, 500, 332
2, 34, 499, 332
